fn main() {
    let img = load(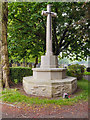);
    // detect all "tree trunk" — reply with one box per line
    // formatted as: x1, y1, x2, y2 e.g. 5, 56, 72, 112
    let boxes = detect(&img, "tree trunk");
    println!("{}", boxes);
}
55, 56, 58, 68
34, 56, 38, 68
1, 2, 10, 88
0, 2, 3, 90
